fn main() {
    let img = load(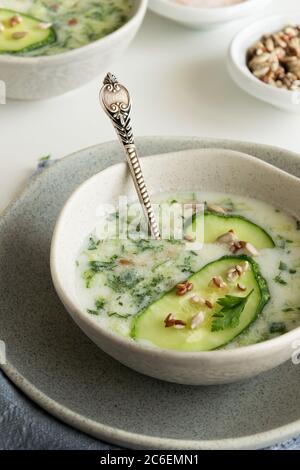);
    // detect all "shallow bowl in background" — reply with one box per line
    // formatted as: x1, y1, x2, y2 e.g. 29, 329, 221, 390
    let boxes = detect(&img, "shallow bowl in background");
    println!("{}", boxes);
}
0, 0, 147, 100
149, 0, 272, 30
